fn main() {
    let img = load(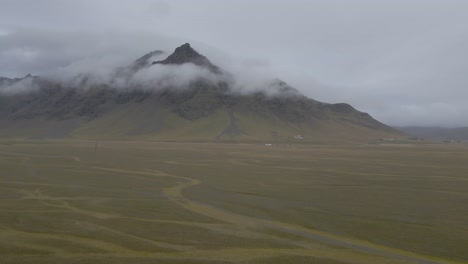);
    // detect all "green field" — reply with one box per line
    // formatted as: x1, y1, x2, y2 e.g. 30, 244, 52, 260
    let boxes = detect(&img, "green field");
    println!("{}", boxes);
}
0, 140, 467, 264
